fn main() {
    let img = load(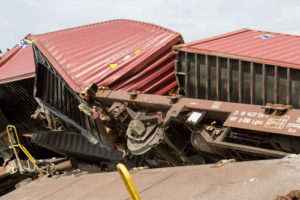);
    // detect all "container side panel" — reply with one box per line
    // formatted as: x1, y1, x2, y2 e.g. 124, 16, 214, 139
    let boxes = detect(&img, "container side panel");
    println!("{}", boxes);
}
291, 70, 300, 108
278, 67, 287, 105
243, 61, 251, 104
231, 60, 239, 103
266, 65, 275, 104
210, 56, 217, 100
176, 28, 300, 107
254, 63, 263, 105
199, 54, 206, 99
220, 57, 228, 101
187, 52, 195, 98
